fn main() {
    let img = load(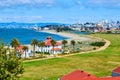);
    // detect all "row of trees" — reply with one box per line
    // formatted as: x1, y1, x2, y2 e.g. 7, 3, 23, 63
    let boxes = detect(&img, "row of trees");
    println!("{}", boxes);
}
30, 39, 57, 56
10, 38, 76, 54
62, 39, 76, 50
10, 38, 58, 56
